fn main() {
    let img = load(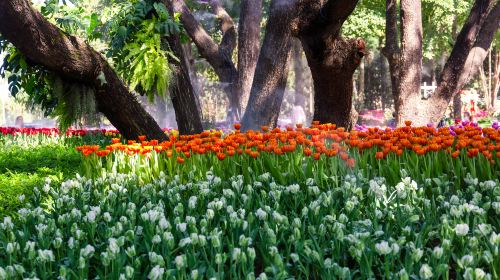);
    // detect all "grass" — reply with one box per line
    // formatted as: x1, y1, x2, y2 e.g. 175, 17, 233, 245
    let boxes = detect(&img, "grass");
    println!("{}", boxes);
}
0, 144, 81, 217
